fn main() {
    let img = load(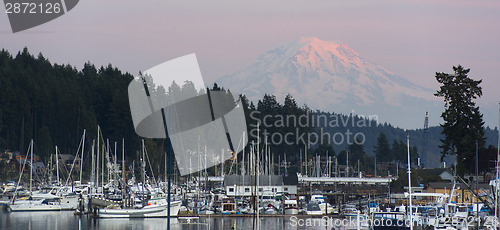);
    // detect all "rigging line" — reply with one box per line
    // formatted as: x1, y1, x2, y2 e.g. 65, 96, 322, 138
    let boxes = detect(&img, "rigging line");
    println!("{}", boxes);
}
143, 145, 159, 188
13, 141, 32, 203
30, 142, 45, 186
55, 147, 69, 184
228, 134, 245, 175
63, 131, 85, 188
